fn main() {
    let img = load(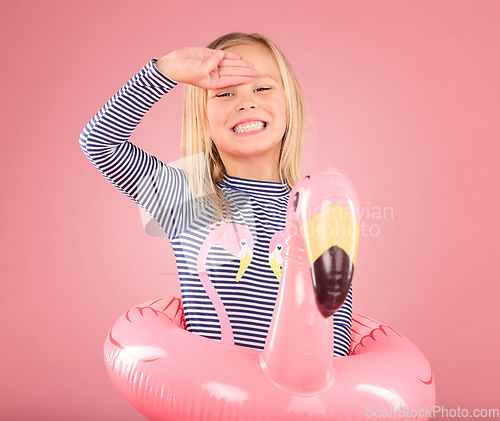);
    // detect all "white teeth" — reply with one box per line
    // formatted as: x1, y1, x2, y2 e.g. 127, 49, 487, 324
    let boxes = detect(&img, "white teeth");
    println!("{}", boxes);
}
233, 121, 266, 133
